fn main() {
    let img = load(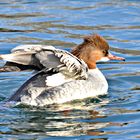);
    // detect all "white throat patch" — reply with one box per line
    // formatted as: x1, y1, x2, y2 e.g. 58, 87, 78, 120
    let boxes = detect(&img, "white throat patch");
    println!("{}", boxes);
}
97, 57, 110, 62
